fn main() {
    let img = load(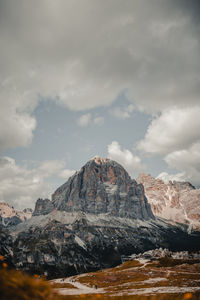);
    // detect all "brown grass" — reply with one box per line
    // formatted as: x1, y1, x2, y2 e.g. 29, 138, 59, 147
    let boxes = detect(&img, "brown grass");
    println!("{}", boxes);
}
51, 282, 77, 289
113, 259, 143, 270
157, 257, 200, 268
79, 269, 148, 288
